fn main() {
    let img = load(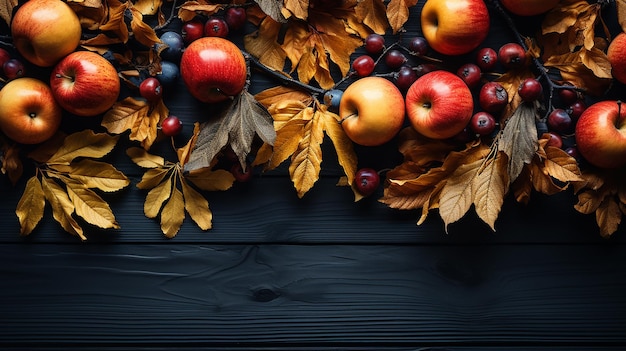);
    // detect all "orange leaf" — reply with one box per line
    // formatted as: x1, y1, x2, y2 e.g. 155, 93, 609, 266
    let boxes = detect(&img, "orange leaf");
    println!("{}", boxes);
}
386, 0, 419, 34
